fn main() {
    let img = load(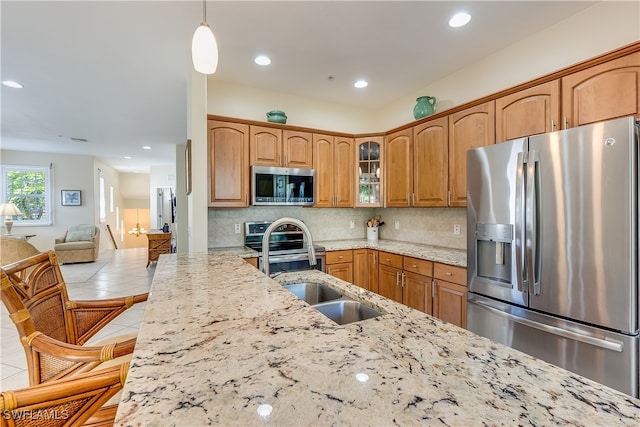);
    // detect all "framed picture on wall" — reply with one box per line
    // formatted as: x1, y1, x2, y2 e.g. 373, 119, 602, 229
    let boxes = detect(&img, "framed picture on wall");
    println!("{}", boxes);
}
61, 190, 81, 206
